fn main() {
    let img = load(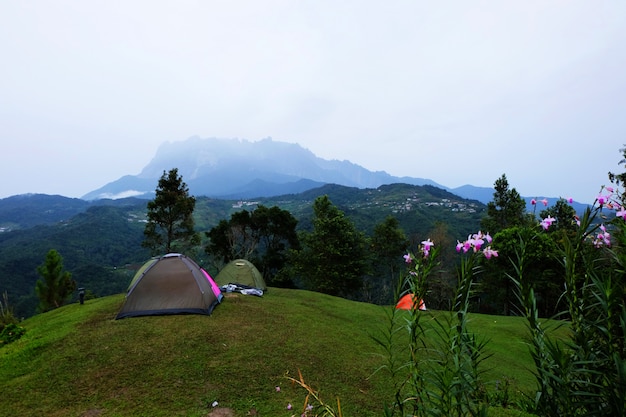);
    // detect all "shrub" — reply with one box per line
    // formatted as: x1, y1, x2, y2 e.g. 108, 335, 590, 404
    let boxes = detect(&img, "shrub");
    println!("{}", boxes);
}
0, 322, 26, 346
